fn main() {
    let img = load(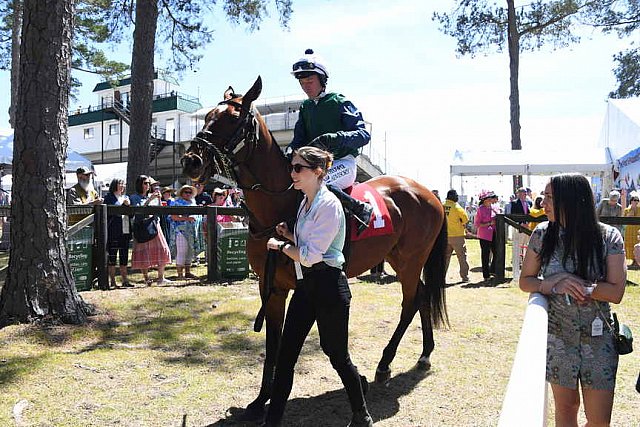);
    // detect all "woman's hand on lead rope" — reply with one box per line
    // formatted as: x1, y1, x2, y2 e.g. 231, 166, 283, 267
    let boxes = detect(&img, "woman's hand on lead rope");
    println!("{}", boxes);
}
267, 237, 284, 251
275, 222, 294, 242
